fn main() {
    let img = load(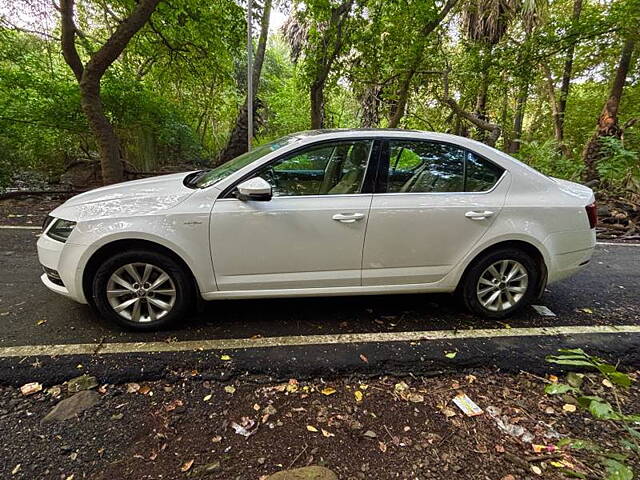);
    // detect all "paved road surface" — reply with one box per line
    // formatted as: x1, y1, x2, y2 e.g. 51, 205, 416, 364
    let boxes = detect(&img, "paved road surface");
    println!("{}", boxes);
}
0, 228, 638, 384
